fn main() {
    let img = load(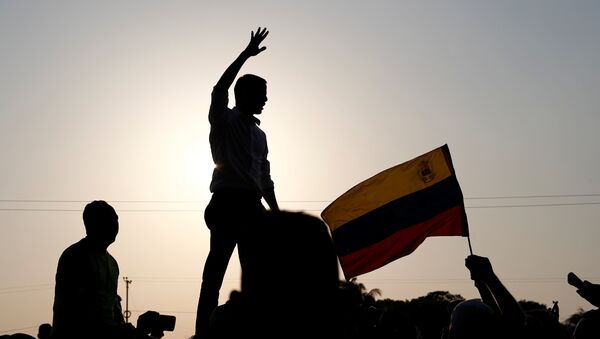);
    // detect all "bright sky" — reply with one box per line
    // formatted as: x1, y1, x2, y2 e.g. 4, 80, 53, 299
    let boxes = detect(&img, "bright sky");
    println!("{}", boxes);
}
1, 1, 600, 338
